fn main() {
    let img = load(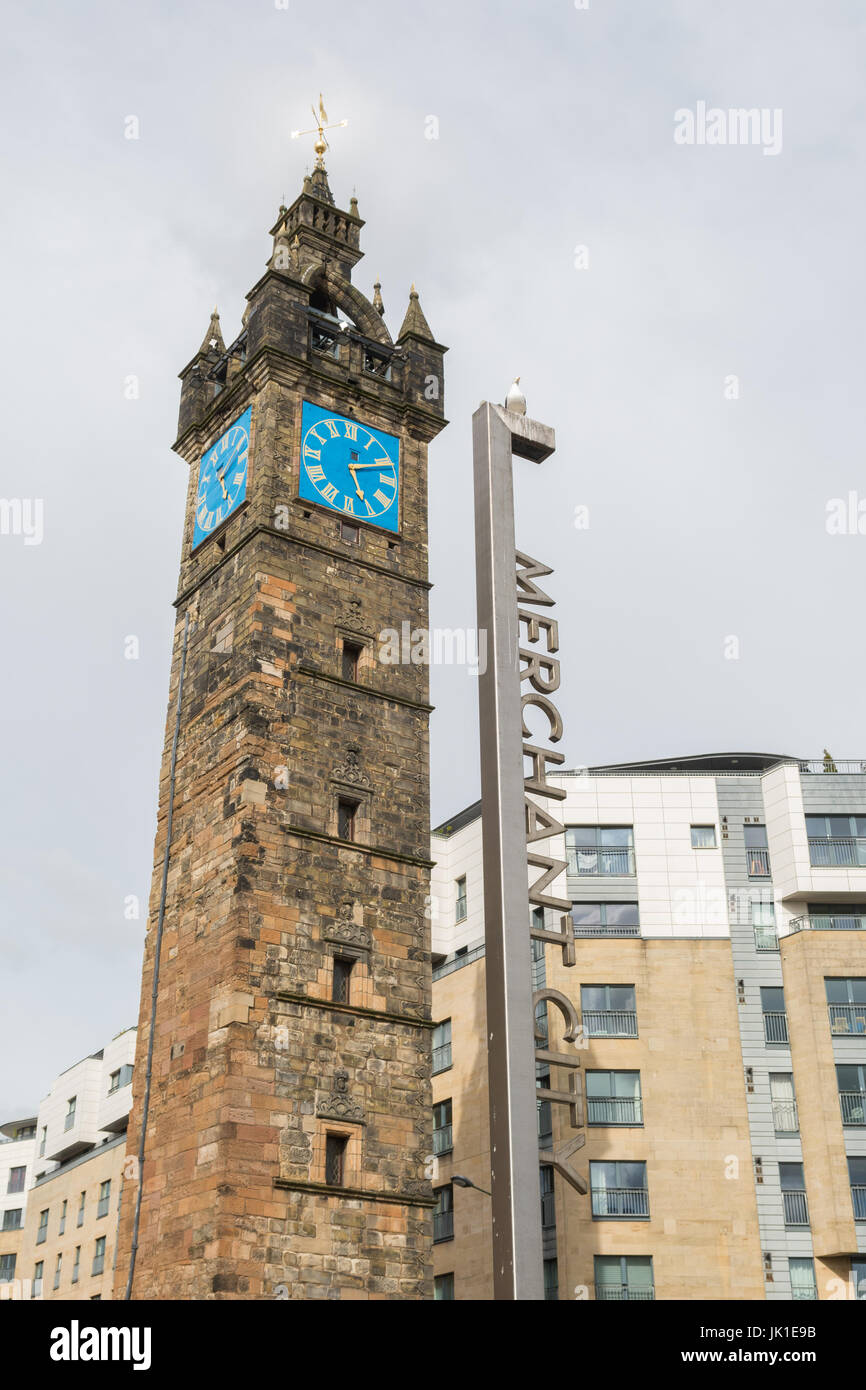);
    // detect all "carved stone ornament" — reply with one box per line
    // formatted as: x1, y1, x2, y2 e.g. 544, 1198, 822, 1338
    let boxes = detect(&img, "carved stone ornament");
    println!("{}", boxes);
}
331, 747, 371, 789
336, 598, 375, 639
322, 901, 371, 951
316, 1068, 365, 1125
